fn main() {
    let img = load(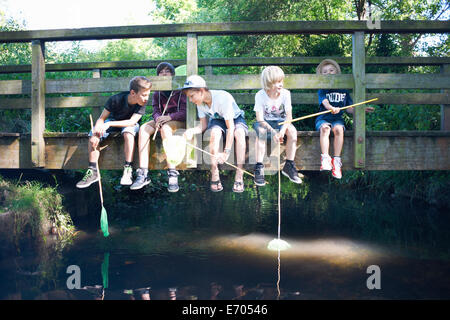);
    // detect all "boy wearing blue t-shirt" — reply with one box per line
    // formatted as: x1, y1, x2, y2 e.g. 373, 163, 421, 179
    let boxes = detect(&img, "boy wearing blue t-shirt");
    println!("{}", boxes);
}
315, 59, 373, 179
